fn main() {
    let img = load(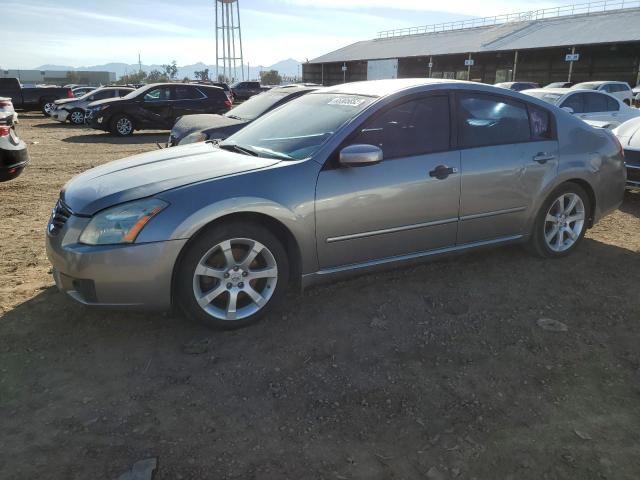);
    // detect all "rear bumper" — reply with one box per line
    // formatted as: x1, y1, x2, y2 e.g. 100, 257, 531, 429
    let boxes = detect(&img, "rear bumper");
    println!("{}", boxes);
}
46, 214, 187, 309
